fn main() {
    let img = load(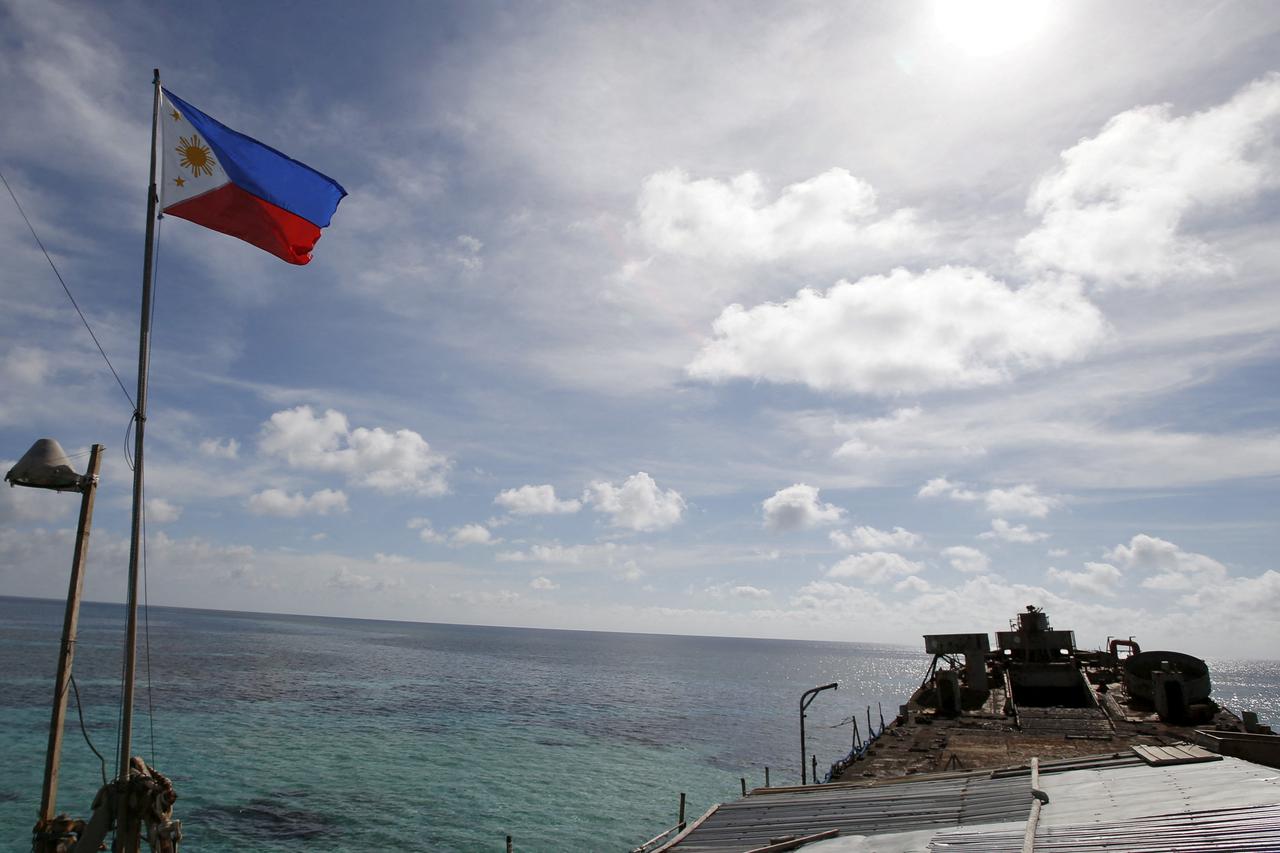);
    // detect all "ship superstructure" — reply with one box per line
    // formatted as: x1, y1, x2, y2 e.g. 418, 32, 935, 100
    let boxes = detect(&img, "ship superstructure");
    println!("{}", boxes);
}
638, 607, 1280, 853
